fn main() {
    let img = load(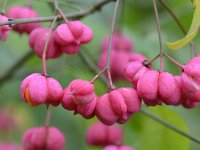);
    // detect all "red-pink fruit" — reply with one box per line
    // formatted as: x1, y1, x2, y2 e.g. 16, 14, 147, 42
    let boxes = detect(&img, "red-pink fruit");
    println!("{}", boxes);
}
103, 145, 134, 150
76, 98, 96, 119
22, 127, 65, 150
98, 51, 131, 81
129, 53, 147, 62
184, 62, 200, 77
95, 88, 141, 125
61, 87, 77, 110
0, 14, 11, 41
61, 87, 96, 119
188, 56, 200, 64
68, 21, 84, 38
96, 94, 118, 125
61, 80, 96, 119
29, 28, 44, 49
7, 6, 41, 34
20, 73, 63, 107
125, 61, 143, 81
174, 75, 198, 108
69, 79, 95, 105
32, 28, 62, 59
158, 72, 180, 105
0, 143, 21, 150
54, 21, 93, 46
80, 24, 94, 44
54, 24, 74, 46
182, 98, 199, 109
137, 70, 160, 106
101, 32, 133, 52
86, 122, 123, 146
60, 43, 80, 54
132, 66, 150, 85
